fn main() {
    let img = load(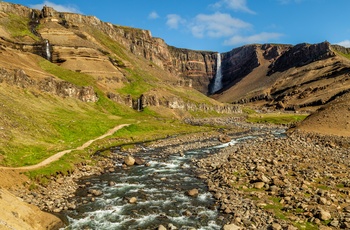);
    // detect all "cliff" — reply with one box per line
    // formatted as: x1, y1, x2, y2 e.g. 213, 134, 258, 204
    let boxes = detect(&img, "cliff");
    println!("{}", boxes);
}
215, 41, 350, 112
